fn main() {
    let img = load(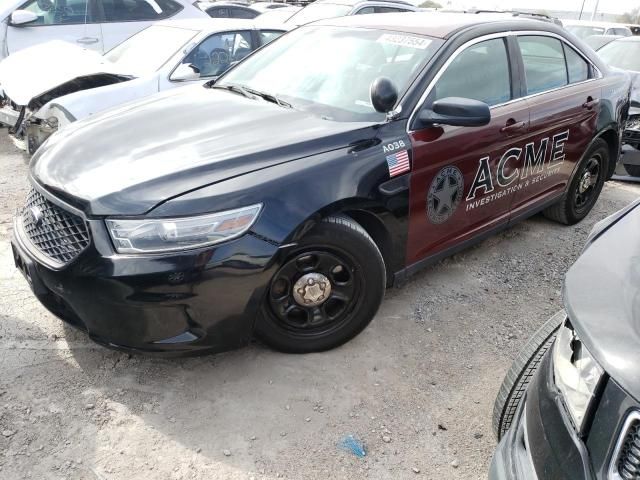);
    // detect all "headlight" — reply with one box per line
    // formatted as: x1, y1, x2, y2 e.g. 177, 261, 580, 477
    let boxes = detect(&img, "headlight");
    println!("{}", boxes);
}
553, 321, 604, 431
106, 204, 262, 254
